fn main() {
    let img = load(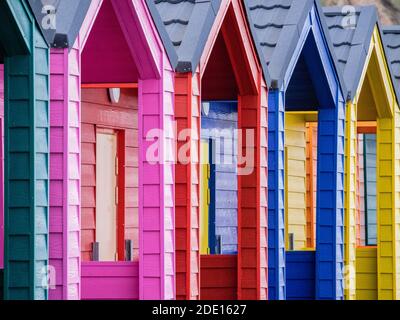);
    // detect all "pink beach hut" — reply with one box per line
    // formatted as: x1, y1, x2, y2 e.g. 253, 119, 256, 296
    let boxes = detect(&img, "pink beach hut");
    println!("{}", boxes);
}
47, 0, 175, 300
